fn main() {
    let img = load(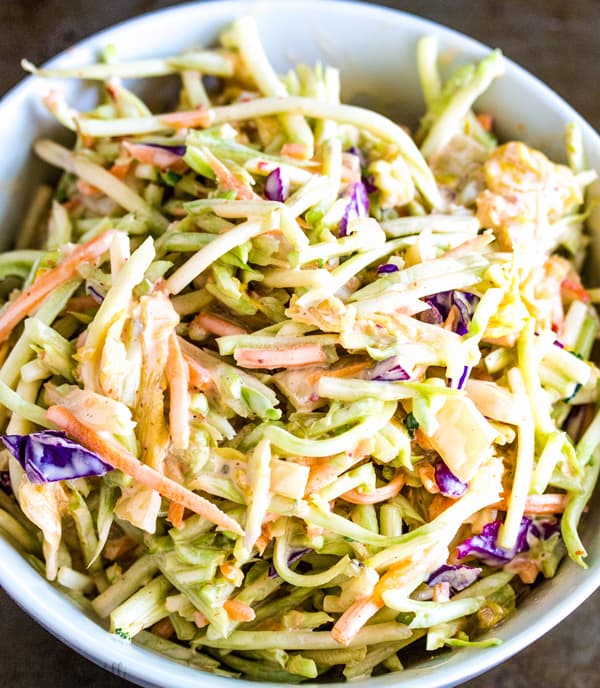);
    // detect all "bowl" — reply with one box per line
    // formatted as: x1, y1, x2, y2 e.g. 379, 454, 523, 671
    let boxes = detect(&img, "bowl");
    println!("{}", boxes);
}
1, 1, 600, 687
